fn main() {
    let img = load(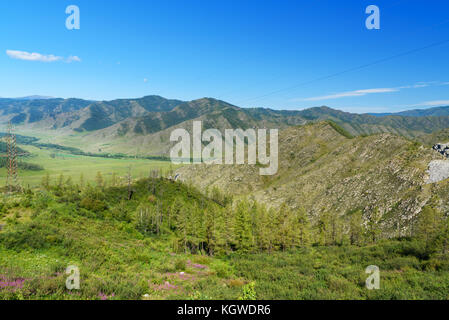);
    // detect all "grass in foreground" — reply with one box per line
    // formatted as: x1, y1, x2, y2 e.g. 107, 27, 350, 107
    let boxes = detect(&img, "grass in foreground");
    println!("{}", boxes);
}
0, 178, 448, 300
